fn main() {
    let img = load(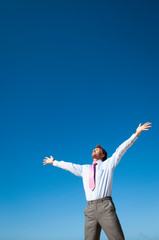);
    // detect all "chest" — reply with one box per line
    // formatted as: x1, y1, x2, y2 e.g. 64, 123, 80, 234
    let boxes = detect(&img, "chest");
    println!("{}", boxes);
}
83, 165, 112, 182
